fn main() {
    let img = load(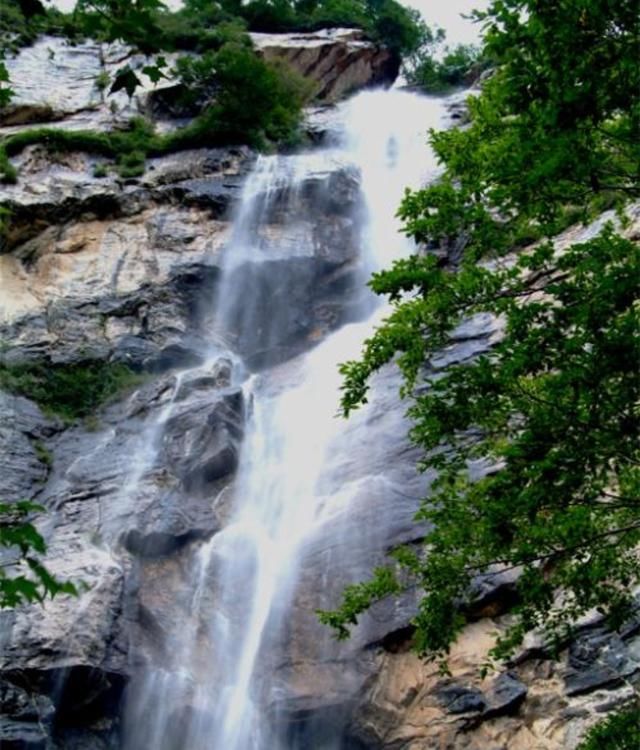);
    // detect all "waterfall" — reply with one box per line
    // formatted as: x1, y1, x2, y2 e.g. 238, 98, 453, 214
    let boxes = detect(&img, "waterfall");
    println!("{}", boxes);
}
124, 89, 449, 750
